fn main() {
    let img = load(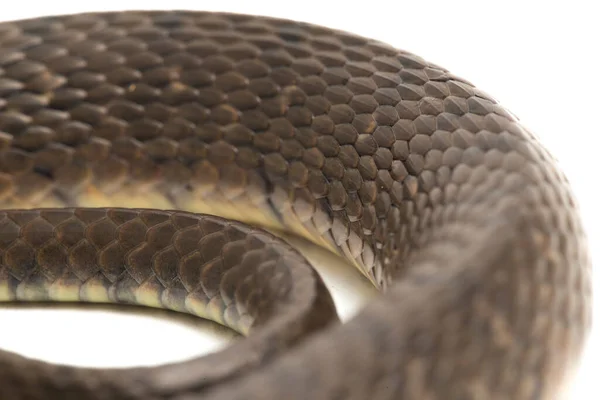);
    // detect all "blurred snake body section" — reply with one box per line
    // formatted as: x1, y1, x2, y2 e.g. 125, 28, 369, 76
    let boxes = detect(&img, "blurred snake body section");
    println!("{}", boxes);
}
0, 10, 592, 400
